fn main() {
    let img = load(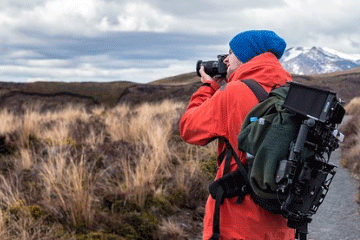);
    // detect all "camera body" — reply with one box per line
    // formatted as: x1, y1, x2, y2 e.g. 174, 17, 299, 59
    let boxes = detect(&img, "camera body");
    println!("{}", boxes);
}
275, 82, 345, 234
196, 54, 228, 78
